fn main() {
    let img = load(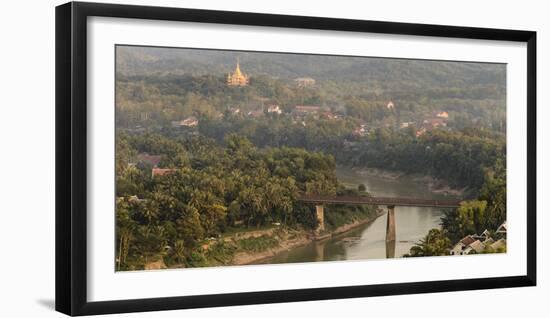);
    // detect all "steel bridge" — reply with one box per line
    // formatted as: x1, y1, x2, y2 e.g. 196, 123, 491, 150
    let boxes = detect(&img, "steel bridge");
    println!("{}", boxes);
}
297, 195, 462, 258
297, 195, 462, 208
